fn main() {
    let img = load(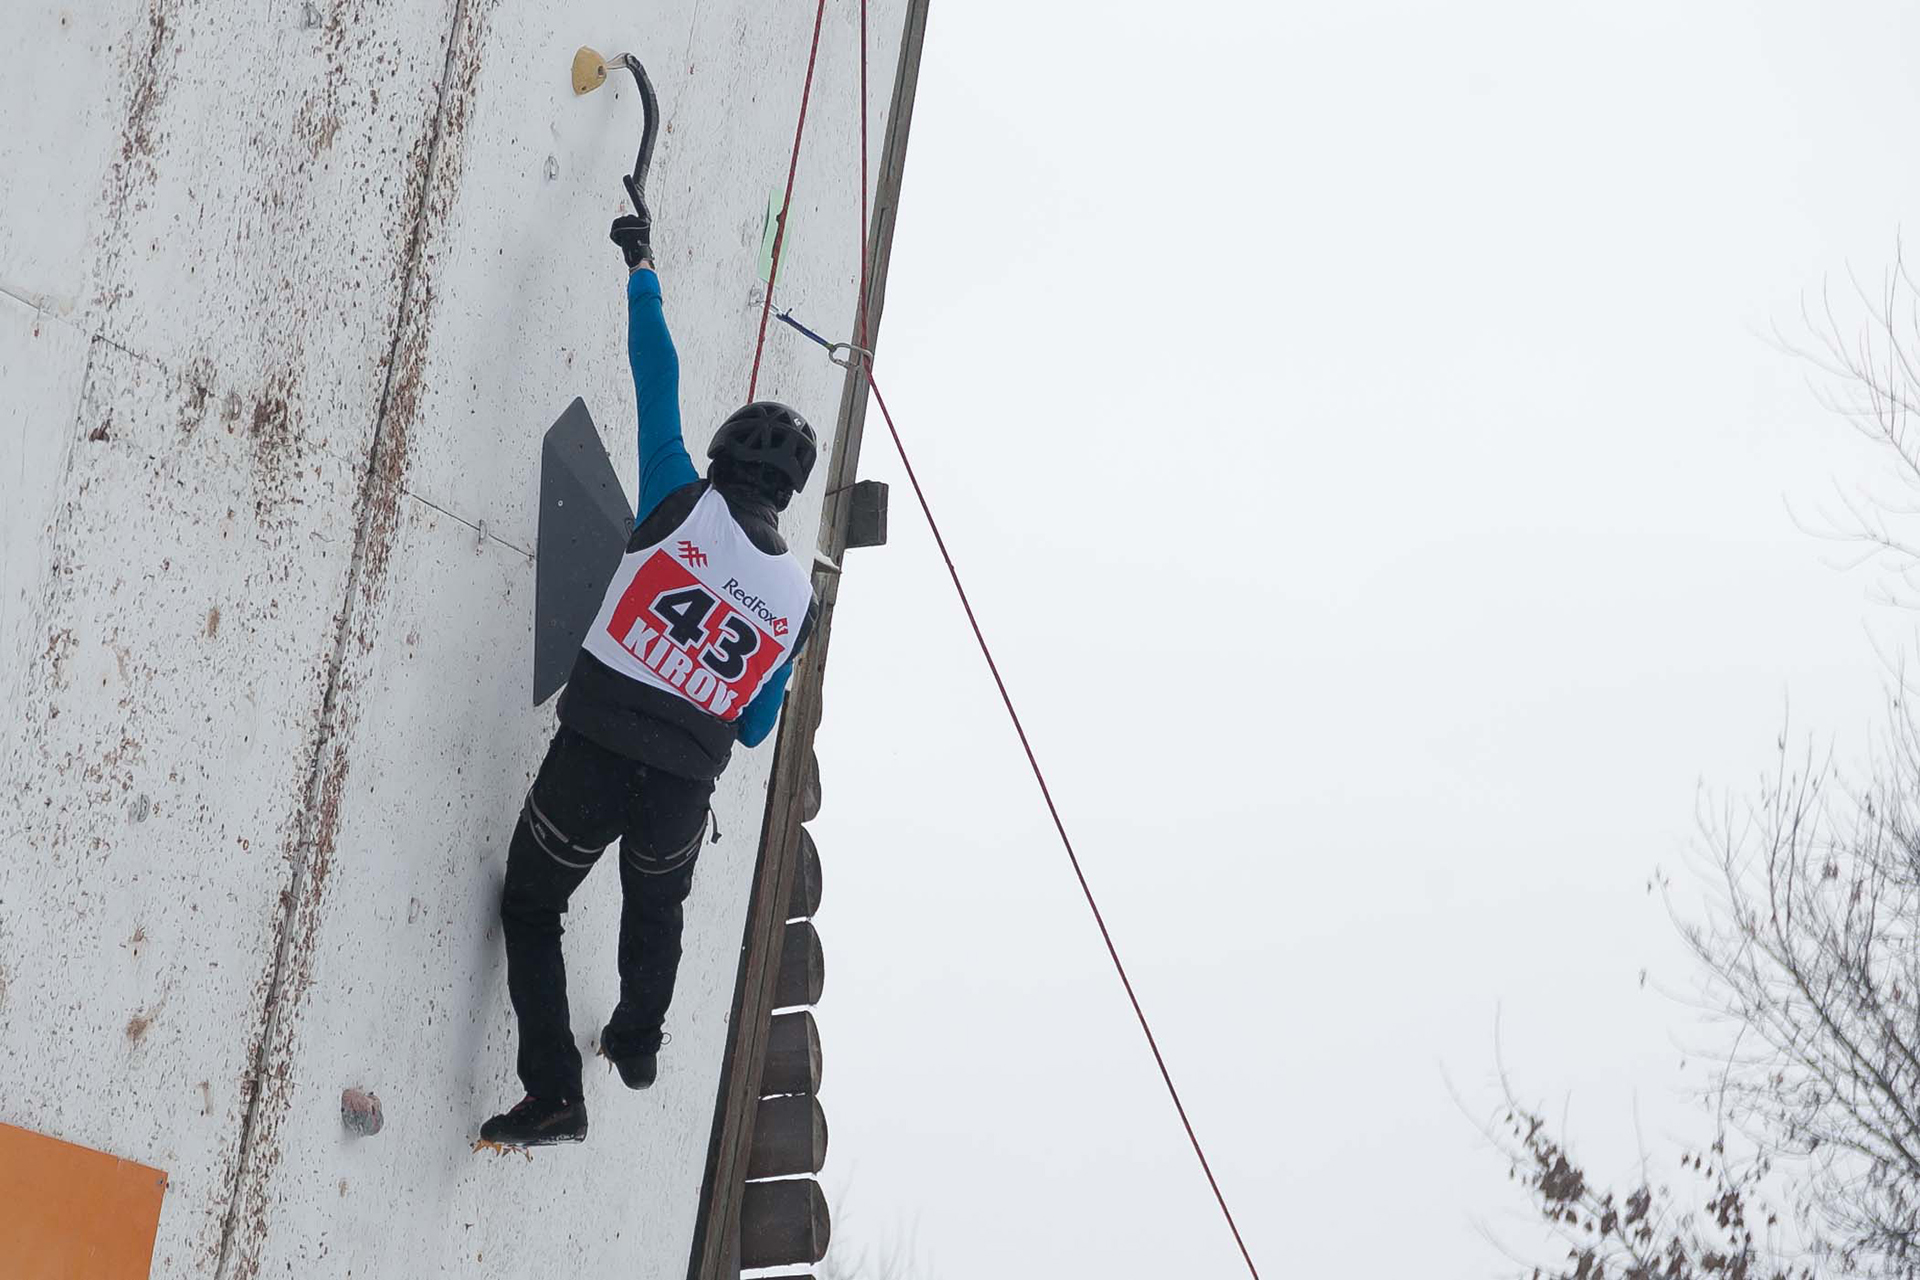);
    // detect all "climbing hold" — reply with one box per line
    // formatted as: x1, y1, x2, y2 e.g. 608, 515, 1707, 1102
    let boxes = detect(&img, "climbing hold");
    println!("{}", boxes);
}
340, 1087, 383, 1137
533, 398, 633, 707
571, 46, 610, 95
